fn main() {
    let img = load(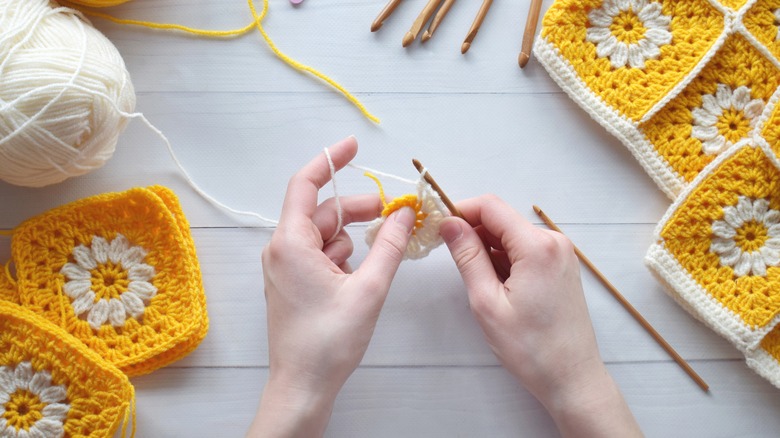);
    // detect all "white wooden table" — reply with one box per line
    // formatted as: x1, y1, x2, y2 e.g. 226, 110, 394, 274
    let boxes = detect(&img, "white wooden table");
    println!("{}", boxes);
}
3, 0, 780, 436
